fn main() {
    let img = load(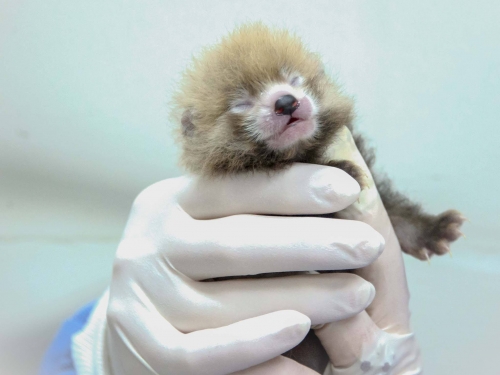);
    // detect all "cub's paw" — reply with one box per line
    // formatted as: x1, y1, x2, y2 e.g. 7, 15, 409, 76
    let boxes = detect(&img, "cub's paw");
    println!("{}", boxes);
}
326, 160, 367, 190
422, 209, 466, 259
